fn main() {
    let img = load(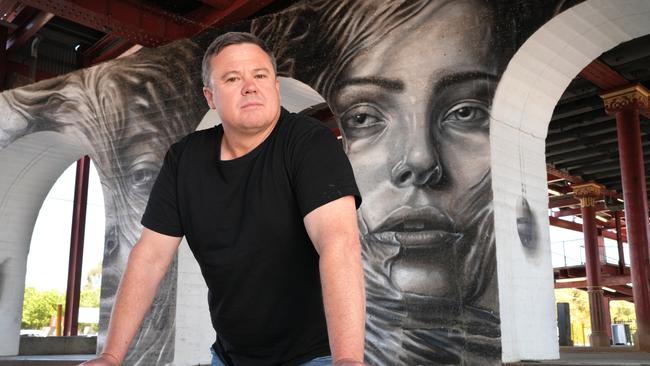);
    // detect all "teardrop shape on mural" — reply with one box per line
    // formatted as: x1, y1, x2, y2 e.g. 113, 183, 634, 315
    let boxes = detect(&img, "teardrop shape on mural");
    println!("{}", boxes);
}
516, 196, 538, 251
